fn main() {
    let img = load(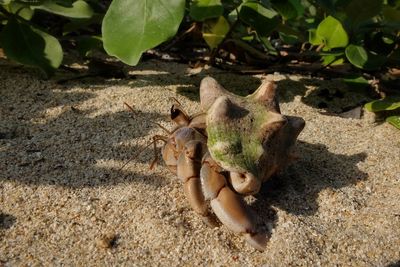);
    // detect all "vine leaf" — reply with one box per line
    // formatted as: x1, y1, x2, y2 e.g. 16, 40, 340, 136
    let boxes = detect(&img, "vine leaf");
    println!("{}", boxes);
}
345, 0, 383, 25
364, 98, 400, 112
386, 116, 400, 130
202, 16, 230, 49
0, 18, 63, 76
345, 45, 368, 69
102, 0, 185, 65
190, 0, 223, 21
34, 0, 94, 19
316, 16, 348, 49
239, 1, 279, 36
345, 44, 386, 70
